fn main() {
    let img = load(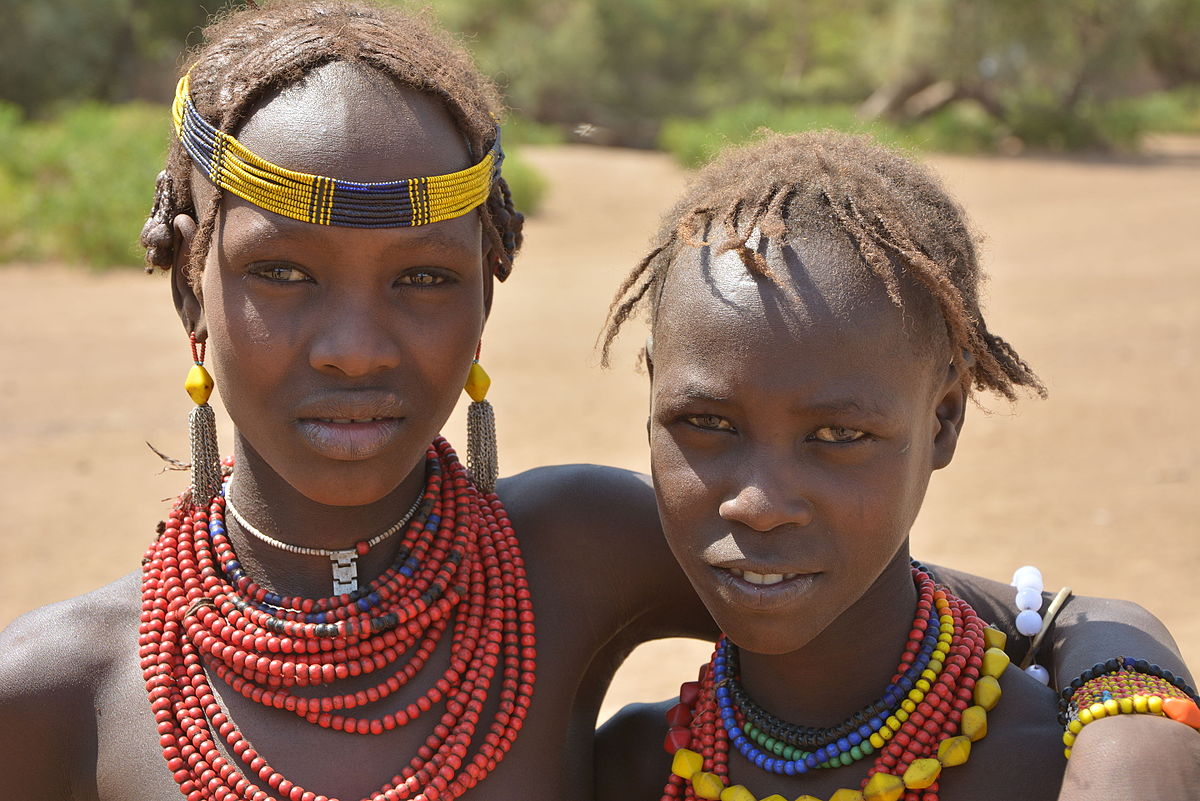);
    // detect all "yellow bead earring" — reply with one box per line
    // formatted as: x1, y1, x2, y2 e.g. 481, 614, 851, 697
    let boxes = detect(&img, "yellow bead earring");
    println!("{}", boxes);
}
465, 343, 498, 494
186, 332, 222, 505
